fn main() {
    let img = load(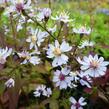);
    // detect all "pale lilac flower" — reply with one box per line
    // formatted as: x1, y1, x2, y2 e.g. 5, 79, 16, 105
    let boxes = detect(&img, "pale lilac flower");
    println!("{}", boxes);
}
17, 50, 40, 65
69, 97, 87, 109
34, 85, 46, 97
69, 71, 79, 83
51, 11, 73, 23
0, 47, 12, 64
26, 28, 48, 50
48, 25, 57, 33
78, 40, 94, 49
11, 0, 31, 12
77, 55, 109, 77
46, 40, 72, 67
37, 8, 51, 21
5, 78, 15, 88
42, 8, 51, 18
73, 26, 91, 35
34, 85, 52, 97
53, 67, 73, 89
46, 88, 52, 97
79, 72, 92, 88
0, 0, 10, 4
